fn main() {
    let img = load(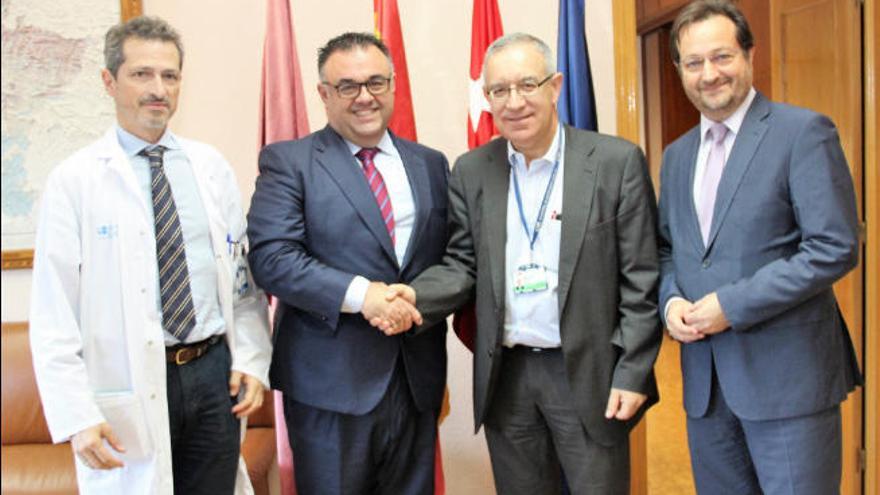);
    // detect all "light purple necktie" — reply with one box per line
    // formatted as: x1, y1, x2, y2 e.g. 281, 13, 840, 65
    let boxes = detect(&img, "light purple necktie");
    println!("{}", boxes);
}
698, 123, 729, 245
